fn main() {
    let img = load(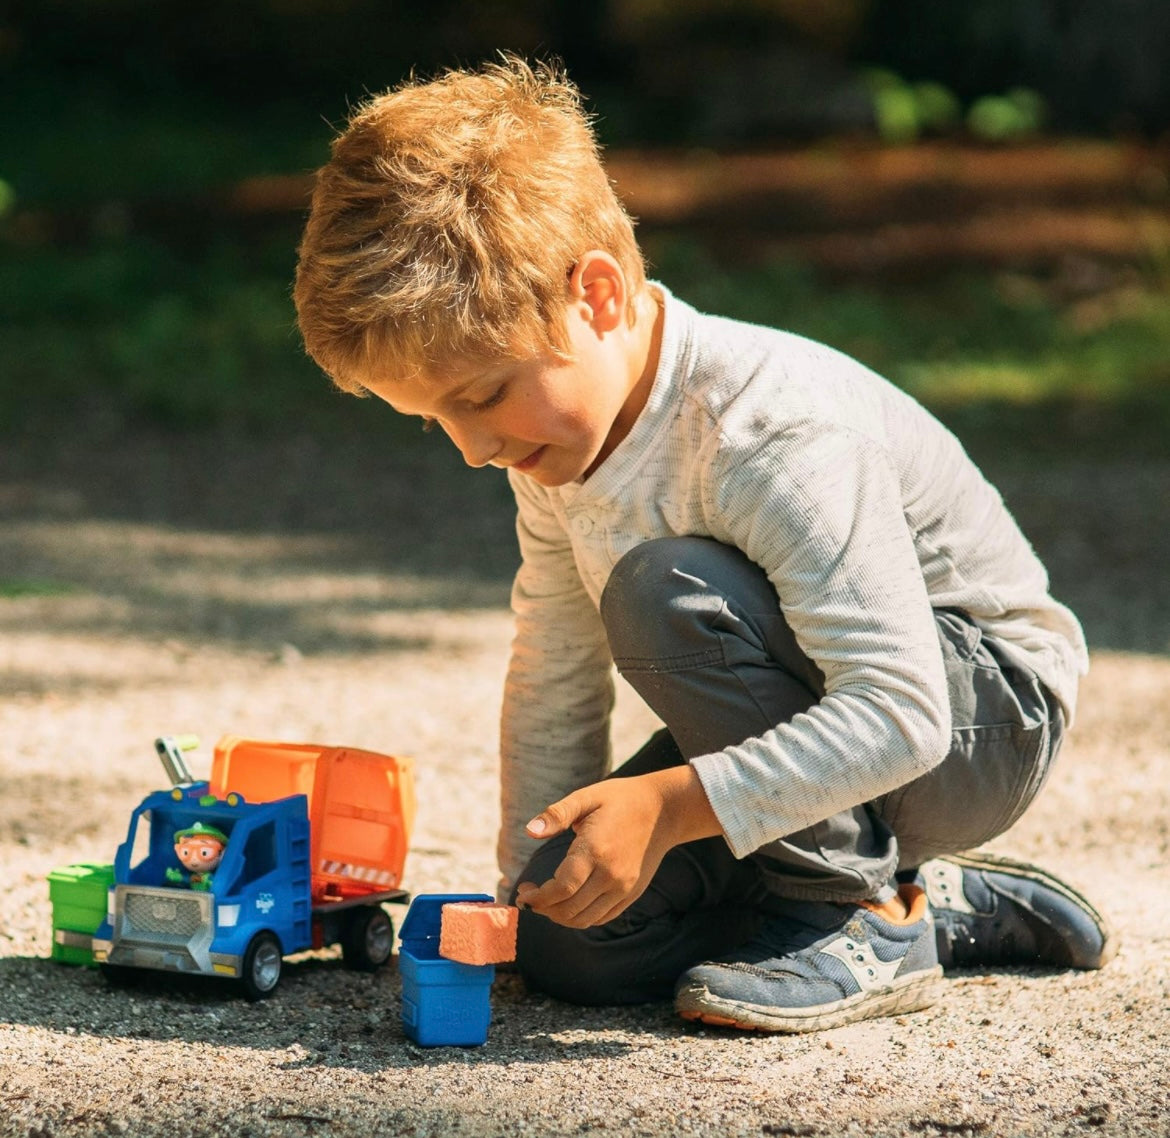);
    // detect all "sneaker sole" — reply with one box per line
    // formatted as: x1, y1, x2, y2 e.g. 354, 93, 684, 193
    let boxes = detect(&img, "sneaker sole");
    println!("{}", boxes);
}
675, 967, 942, 1034
940, 851, 1118, 969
